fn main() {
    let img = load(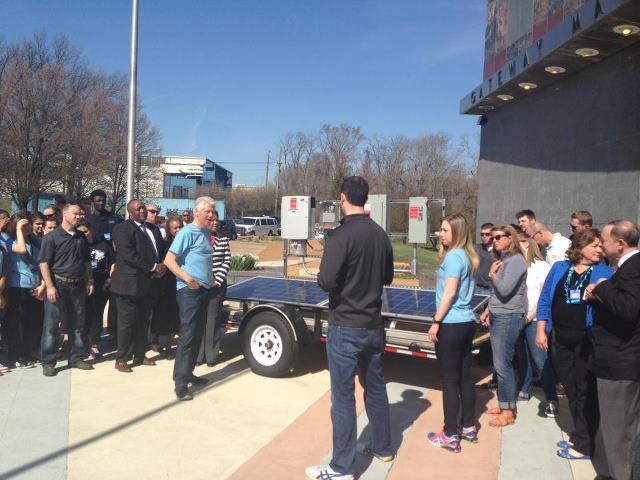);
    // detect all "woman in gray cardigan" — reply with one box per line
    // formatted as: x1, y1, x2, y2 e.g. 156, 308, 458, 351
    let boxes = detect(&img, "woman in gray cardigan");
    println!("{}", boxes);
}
480, 224, 527, 427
